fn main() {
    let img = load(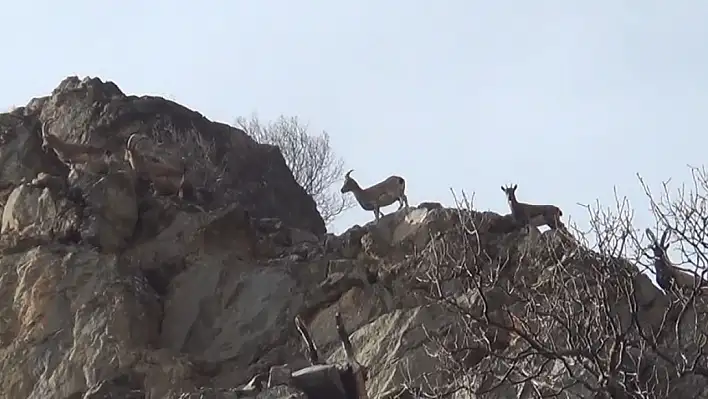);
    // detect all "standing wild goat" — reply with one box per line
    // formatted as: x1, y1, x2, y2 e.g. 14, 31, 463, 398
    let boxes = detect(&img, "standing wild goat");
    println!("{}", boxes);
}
41, 120, 110, 167
646, 227, 707, 293
125, 133, 187, 195
501, 184, 564, 232
340, 169, 408, 221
